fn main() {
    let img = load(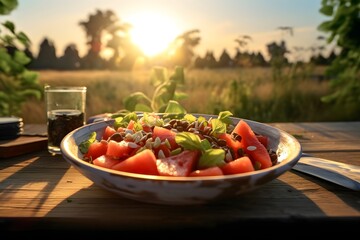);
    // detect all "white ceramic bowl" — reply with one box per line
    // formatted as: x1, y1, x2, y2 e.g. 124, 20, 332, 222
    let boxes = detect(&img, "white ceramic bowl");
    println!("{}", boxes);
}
61, 114, 302, 205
